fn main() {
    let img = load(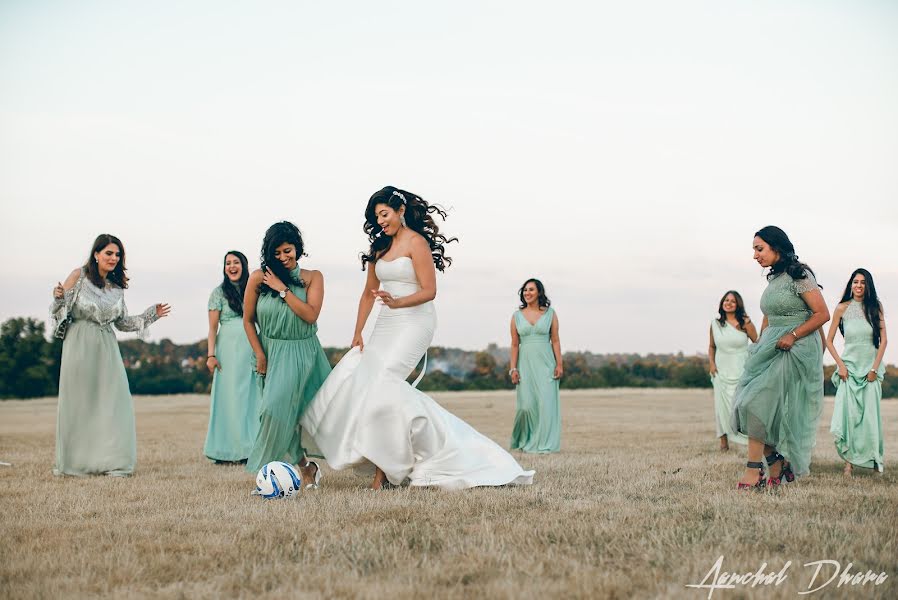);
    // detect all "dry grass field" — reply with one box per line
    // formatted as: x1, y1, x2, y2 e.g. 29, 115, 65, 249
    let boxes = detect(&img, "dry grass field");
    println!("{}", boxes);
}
1, 389, 896, 599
